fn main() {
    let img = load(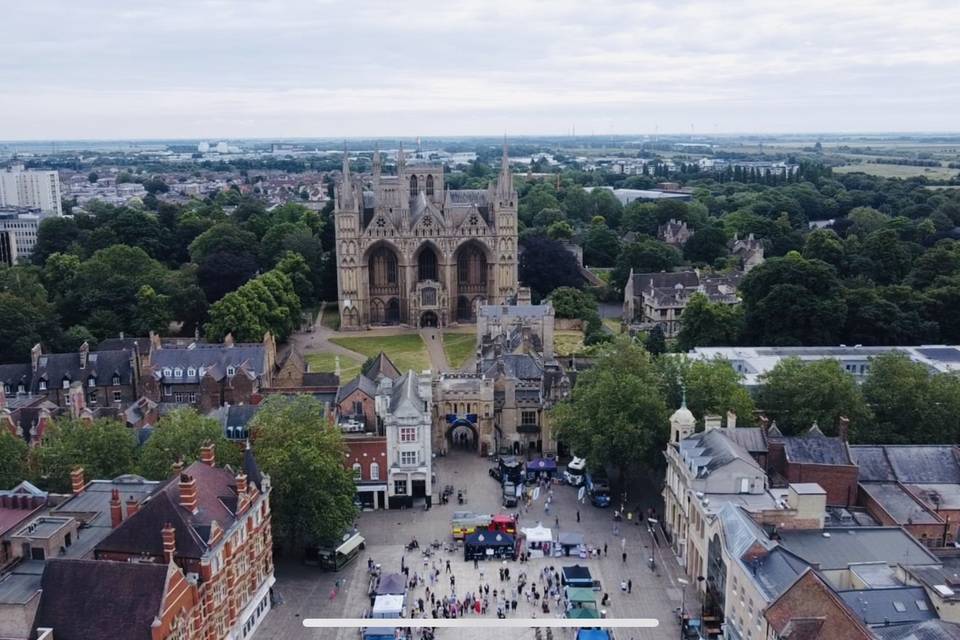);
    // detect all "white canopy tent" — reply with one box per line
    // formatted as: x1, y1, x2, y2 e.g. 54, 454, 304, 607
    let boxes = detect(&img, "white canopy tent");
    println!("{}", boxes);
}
371, 594, 405, 618
521, 523, 554, 558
